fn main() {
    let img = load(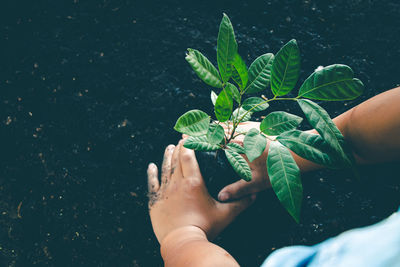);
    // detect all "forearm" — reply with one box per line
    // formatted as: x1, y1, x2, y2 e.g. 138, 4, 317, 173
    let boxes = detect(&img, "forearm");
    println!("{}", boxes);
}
293, 87, 400, 171
161, 226, 239, 267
